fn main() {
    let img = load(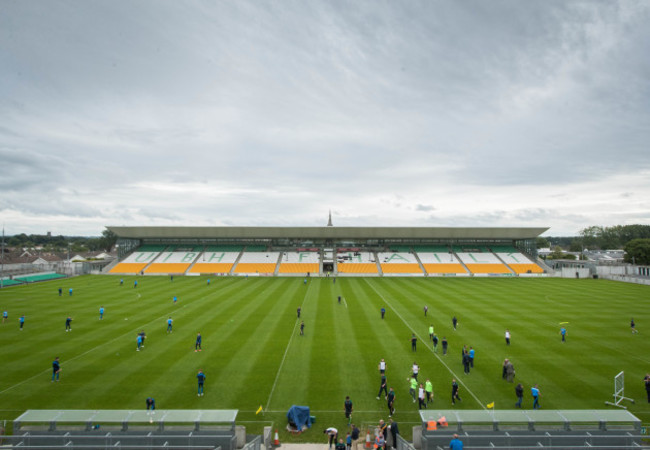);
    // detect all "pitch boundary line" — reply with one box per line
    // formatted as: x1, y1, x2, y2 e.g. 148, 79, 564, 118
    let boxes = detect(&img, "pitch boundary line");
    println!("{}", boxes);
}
261, 409, 419, 414
264, 285, 311, 412
364, 279, 487, 411
0, 311, 183, 397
